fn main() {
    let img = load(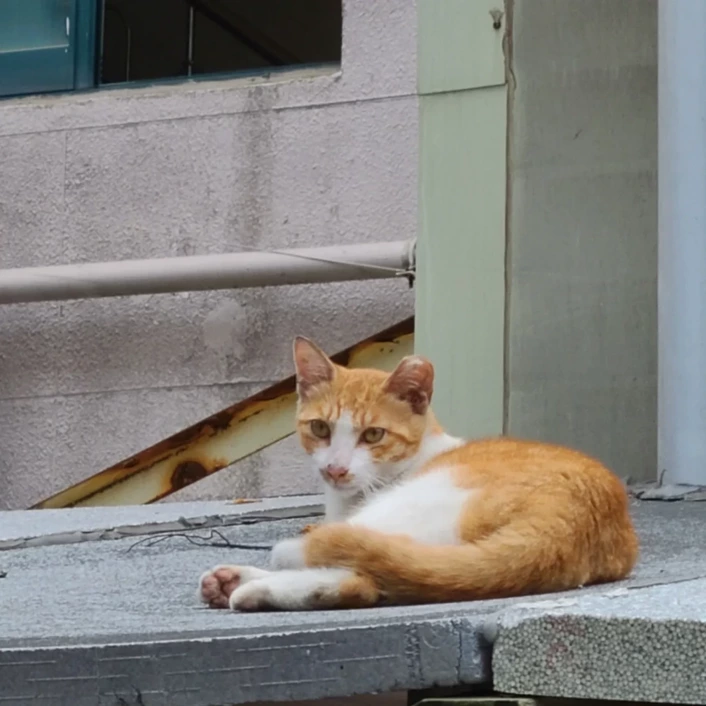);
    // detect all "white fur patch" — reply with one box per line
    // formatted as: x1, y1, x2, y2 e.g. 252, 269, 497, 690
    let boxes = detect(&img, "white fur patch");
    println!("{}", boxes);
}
270, 537, 307, 570
229, 568, 353, 611
323, 485, 360, 521
417, 431, 465, 465
348, 467, 474, 545
311, 411, 377, 496
311, 411, 356, 471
